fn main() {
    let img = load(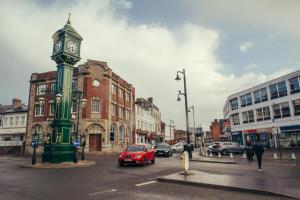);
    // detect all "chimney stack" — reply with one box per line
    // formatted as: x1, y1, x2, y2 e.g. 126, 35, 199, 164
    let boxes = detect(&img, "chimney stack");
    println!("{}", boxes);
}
12, 98, 22, 109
